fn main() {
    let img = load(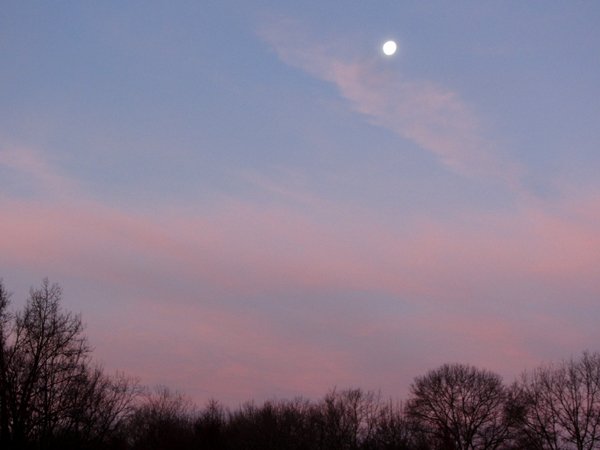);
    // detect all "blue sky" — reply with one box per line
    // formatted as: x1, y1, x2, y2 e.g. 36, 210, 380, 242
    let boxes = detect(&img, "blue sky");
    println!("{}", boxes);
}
2, 1, 600, 405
